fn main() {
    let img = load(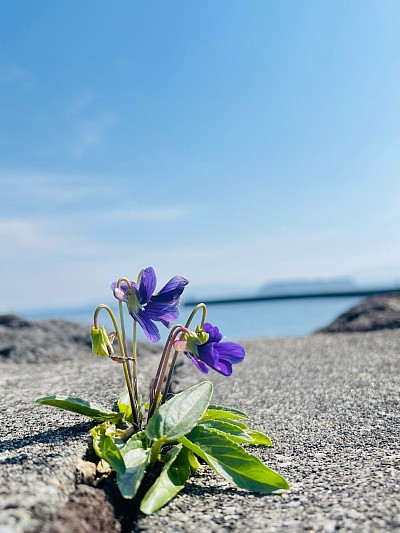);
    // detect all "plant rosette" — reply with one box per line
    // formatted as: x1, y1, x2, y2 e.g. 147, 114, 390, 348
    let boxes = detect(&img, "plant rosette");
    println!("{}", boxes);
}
36, 267, 289, 515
